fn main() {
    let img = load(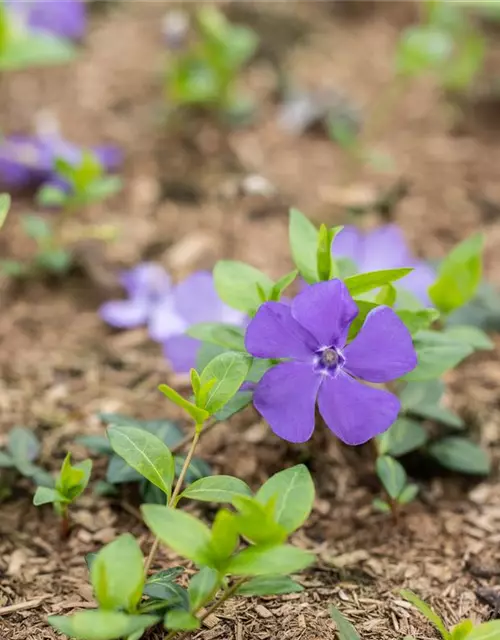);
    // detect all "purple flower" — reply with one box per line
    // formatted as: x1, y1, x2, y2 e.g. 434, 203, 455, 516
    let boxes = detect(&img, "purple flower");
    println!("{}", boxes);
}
100, 266, 245, 373
5, 0, 86, 41
0, 133, 121, 192
333, 224, 436, 306
245, 279, 417, 445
